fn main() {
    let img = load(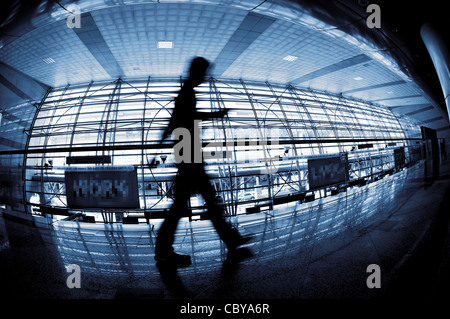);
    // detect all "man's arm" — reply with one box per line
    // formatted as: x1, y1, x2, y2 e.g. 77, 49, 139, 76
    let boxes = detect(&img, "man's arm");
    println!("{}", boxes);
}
160, 119, 173, 142
195, 108, 228, 120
